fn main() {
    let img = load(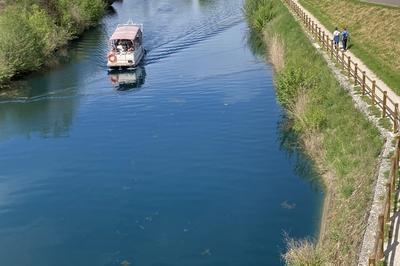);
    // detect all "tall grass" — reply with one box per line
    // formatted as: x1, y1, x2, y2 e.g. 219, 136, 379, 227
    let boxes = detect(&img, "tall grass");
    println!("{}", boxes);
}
243, 0, 277, 32
244, 0, 383, 264
283, 238, 323, 266
266, 34, 284, 72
